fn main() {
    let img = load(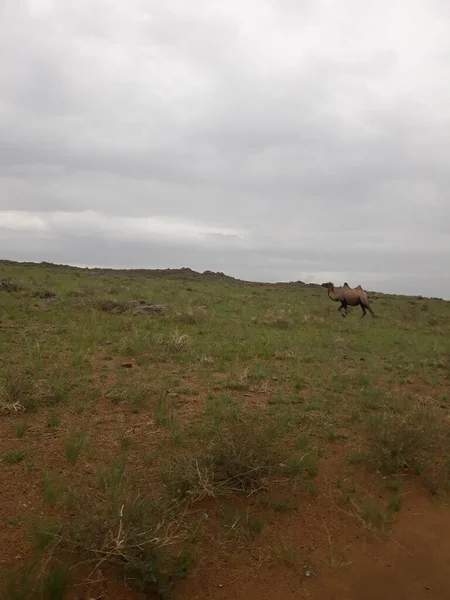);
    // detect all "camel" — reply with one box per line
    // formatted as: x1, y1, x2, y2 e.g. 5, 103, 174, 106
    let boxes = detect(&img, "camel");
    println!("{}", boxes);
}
321, 282, 375, 318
